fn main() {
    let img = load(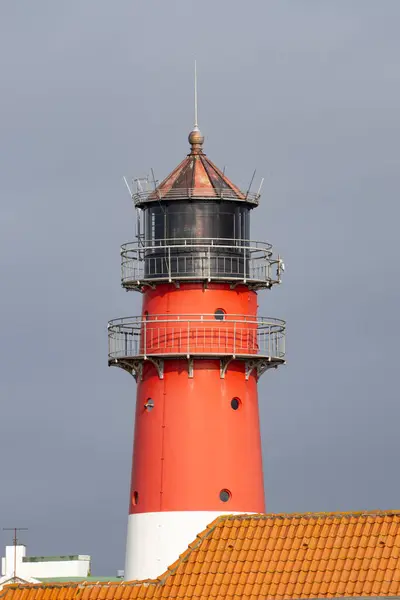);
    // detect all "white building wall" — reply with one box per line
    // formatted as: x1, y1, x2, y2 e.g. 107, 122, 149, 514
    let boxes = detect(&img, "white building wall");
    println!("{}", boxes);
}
20, 558, 90, 579
2, 546, 26, 577
1, 546, 90, 580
